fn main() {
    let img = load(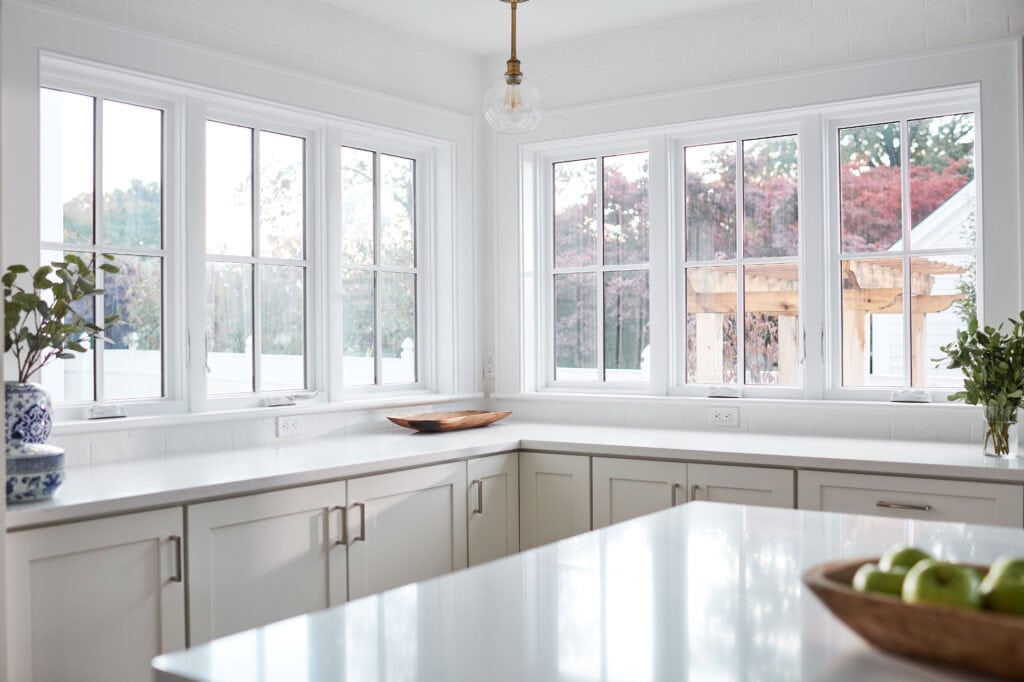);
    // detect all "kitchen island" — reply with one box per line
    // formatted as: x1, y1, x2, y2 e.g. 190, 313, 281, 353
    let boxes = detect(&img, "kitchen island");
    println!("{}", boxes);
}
153, 502, 1015, 681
